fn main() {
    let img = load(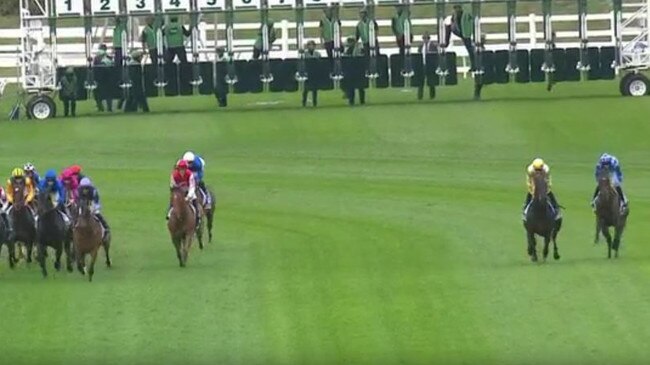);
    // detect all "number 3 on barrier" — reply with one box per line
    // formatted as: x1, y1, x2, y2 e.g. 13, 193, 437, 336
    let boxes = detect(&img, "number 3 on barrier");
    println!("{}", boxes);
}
127, 0, 154, 13
55, 0, 84, 16
90, 0, 119, 14
163, 0, 191, 12
198, 0, 224, 10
